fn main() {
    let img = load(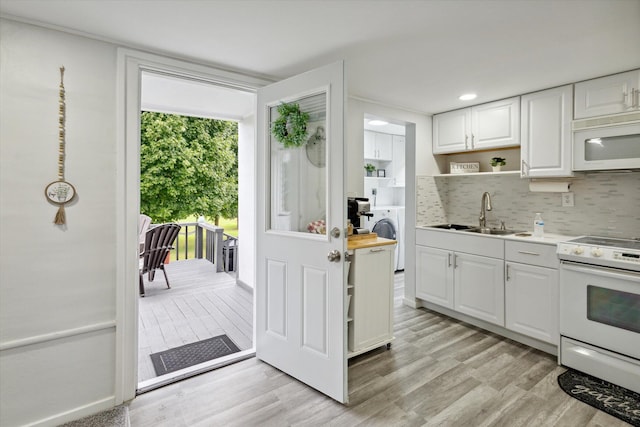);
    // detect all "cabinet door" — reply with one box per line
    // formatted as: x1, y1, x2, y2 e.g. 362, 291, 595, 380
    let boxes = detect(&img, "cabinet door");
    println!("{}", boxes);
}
433, 108, 471, 154
505, 262, 558, 344
350, 246, 395, 352
416, 246, 453, 309
471, 97, 520, 150
364, 130, 376, 159
454, 253, 504, 326
520, 85, 573, 177
574, 70, 640, 119
376, 132, 393, 161
392, 135, 405, 186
